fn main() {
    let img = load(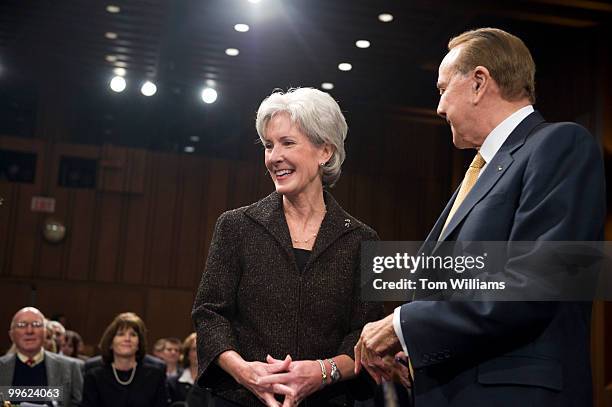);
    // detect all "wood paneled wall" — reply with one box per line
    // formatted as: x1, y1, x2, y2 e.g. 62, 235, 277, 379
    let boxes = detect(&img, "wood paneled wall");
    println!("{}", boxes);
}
0, 108, 453, 353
